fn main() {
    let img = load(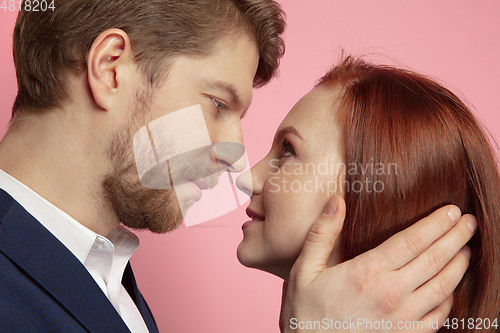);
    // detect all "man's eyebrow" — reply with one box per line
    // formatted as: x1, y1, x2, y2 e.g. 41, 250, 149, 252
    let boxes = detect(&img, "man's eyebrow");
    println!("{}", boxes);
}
204, 80, 242, 107
274, 126, 304, 144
